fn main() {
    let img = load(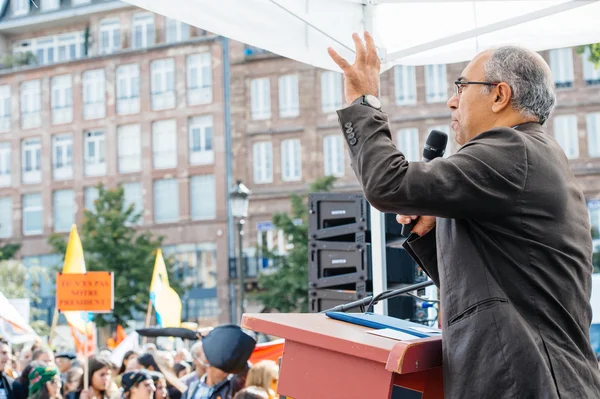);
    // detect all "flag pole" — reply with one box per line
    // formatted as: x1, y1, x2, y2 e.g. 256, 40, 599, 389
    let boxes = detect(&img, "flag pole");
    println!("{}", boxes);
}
143, 300, 152, 345
48, 307, 59, 347
84, 313, 89, 391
